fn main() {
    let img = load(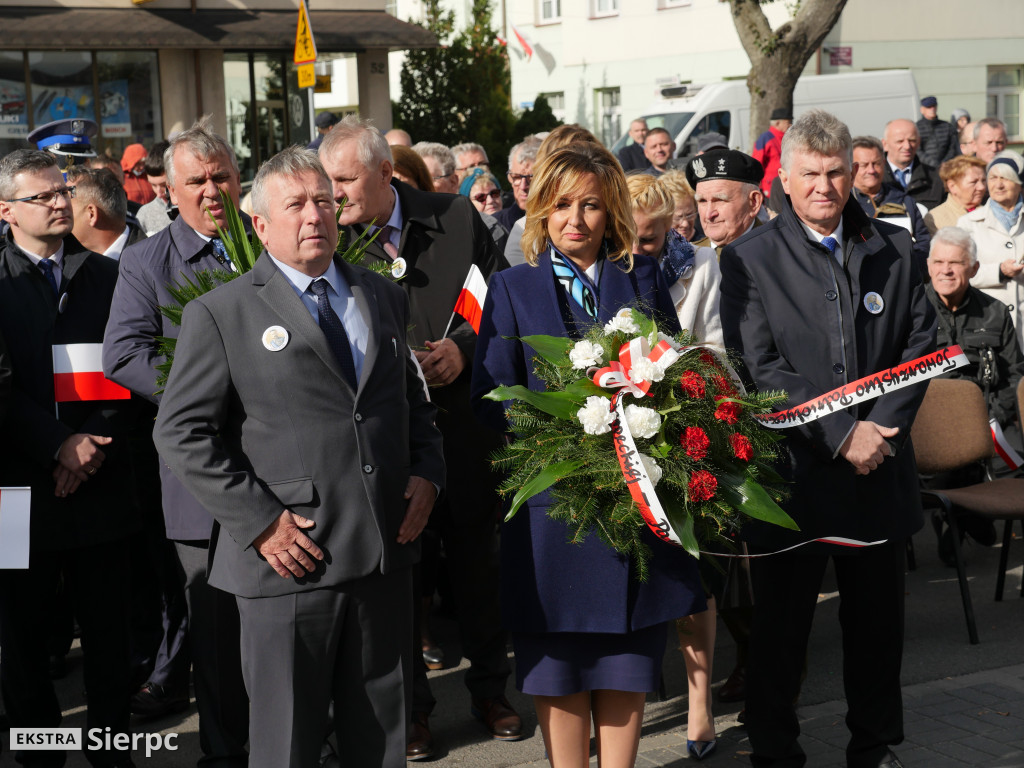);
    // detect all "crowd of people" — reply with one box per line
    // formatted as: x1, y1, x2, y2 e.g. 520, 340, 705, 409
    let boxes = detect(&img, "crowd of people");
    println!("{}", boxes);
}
0, 92, 1020, 768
